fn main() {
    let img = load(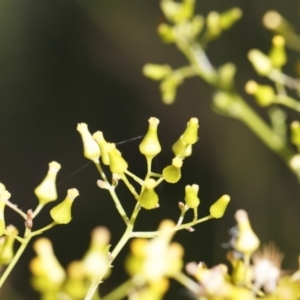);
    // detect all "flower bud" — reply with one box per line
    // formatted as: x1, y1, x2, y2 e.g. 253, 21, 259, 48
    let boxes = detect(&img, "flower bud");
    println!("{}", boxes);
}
248, 49, 272, 76
160, 0, 195, 24
269, 35, 287, 68
0, 190, 9, 235
50, 189, 79, 224
82, 227, 111, 279
218, 63, 236, 89
138, 179, 159, 209
219, 7, 242, 30
107, 143, 128, 174
172, 136, 192, 158
184, 184, 200, 208
290, 154, 300, 173
162, 158, 183, 183
209, 194, 230, 218
93, 131, 110, 165
34, 162, 61, 205
291, 121, 300, 146
143, 64, 172, 80
245, 80, 275, 107
192, 15, 205, 37
77, 123, 101, 162
30, 238, 66, 288
0, 225, 18, 265
181, 118, 199, 145
160, 74, 183, 104
234, 210, 260, 255
207, 11, 221, 37
139, 118, 161, 160
158, 23, 175, 43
